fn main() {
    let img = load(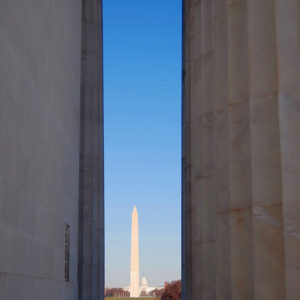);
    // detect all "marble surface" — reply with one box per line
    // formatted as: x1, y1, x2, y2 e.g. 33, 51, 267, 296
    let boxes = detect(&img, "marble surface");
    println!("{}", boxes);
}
78, 1, 104, 299
0, 1, 104, 299
130, 206, 140, 297
0, 0, 82, 299
182, 0, 300, 299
